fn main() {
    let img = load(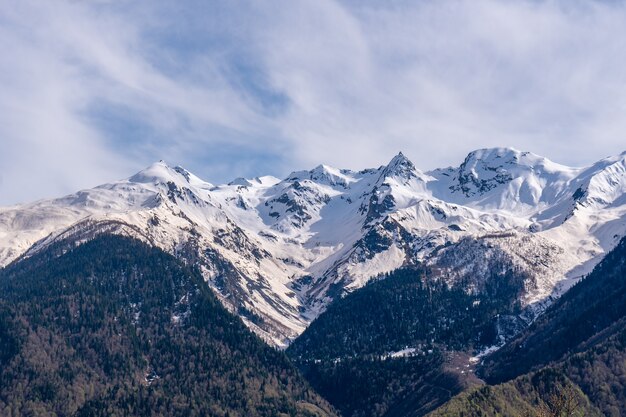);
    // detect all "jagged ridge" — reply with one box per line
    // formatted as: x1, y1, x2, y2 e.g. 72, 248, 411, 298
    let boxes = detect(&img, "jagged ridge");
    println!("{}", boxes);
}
0, 148, 625, 346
